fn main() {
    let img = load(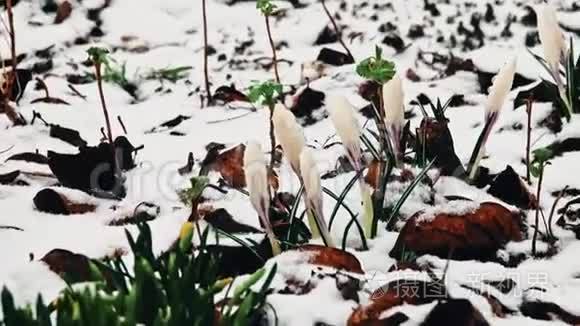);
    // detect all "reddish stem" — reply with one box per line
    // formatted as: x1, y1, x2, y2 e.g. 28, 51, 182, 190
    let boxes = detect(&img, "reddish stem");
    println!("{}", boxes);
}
320, 0, 354, 62
265, 15, 280, 83
94, 62, 114, 145
202, 0, 213, 104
